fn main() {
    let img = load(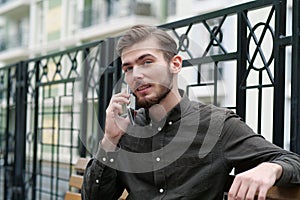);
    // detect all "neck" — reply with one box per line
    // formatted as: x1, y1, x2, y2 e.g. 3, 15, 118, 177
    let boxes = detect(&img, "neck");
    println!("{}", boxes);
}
149, 88, 181, 122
